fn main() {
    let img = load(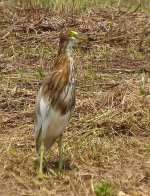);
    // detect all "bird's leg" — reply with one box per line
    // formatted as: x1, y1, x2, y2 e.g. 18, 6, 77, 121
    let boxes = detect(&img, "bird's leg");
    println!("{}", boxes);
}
37, 142, 45, 179
58, 134, 63, 171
